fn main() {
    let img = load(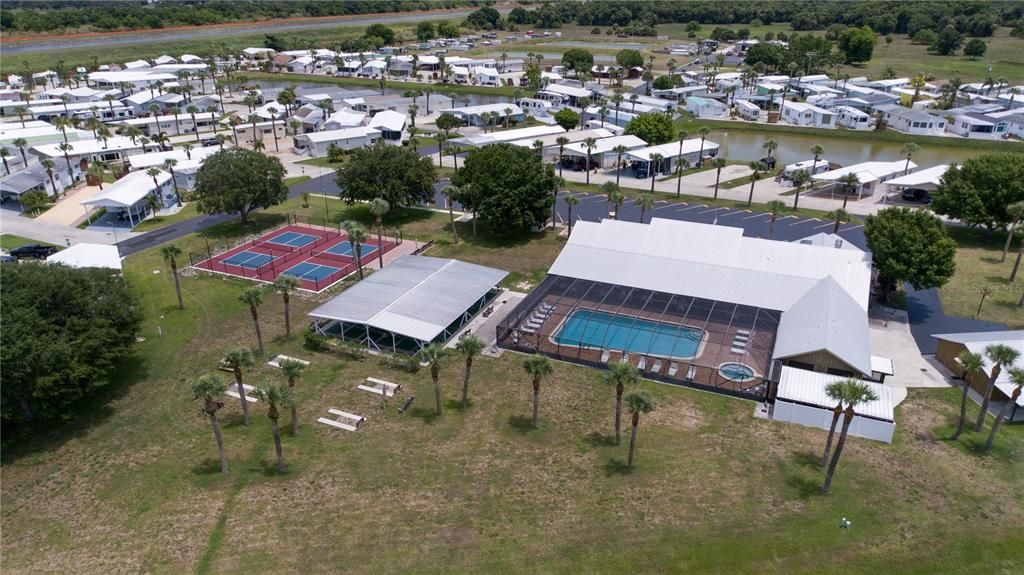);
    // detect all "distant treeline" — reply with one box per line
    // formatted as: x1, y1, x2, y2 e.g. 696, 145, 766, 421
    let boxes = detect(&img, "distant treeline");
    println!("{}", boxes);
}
0, 1, 486, 33
503, 1, 1020, 37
